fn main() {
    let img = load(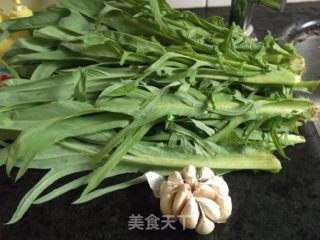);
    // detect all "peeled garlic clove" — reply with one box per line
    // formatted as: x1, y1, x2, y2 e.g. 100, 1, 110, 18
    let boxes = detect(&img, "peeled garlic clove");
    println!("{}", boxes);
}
210, 176, 229, 196
194, 183, 216, 201
198, 167, 215, 183
160, 182, 176, 215
167, 171, 184, 185
182, 165, 197, 187
172, 184, 191, 216
215, 195, 232, 222
179, 196, 200, 229
195, 214, 215, 235
196, 197, 221, 222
